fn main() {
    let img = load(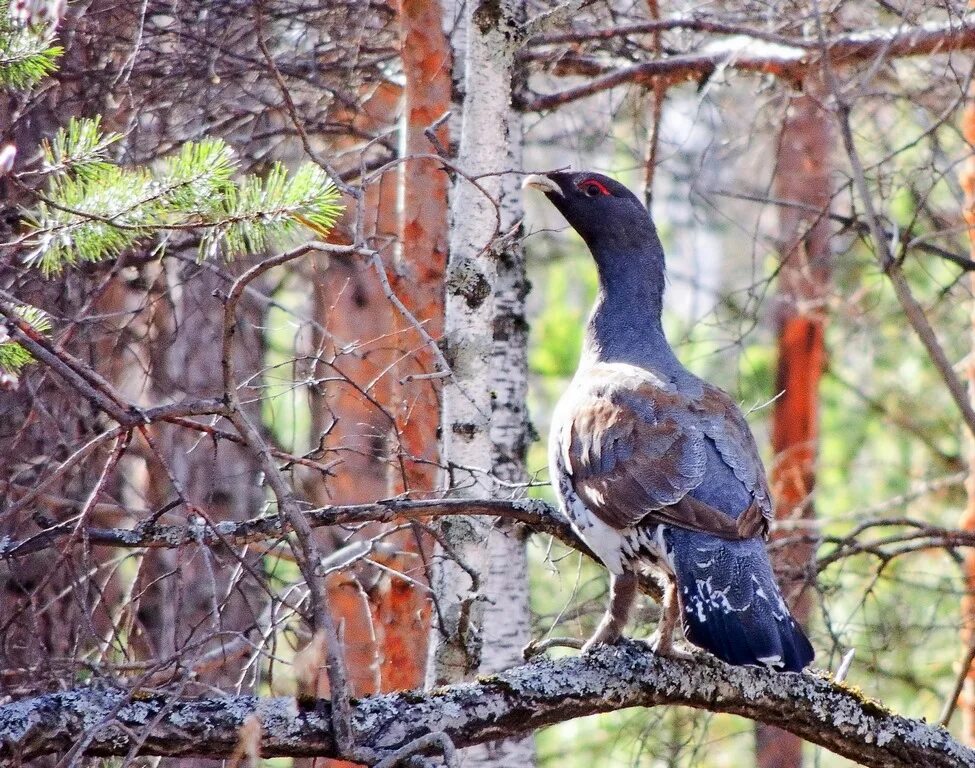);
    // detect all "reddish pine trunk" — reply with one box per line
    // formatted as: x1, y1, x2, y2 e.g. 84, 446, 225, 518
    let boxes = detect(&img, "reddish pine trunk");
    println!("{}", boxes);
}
957, 87, 975, 746
756, 82, 832, 768
298, 82, 401, 768
369, 0, 451, 693
392, 0, 449, 497
302, 0, 452, 742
